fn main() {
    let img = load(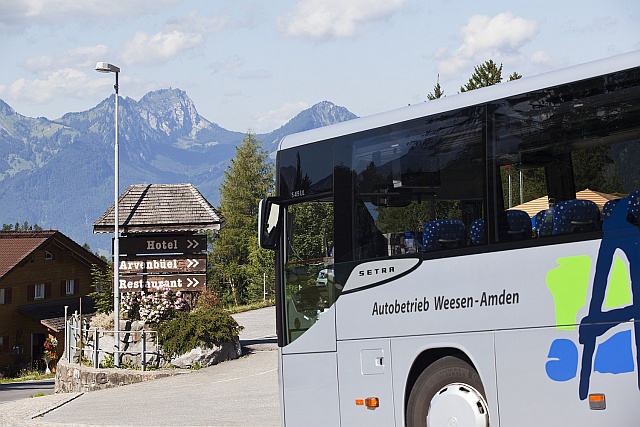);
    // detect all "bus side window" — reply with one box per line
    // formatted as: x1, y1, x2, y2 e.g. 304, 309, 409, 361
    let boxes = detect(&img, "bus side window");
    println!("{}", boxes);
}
422, 219, 467, 251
